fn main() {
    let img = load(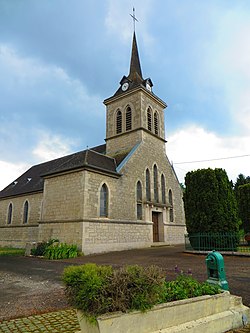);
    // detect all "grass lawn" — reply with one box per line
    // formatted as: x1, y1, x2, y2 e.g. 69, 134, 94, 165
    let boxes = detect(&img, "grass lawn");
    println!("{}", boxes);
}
0, 247, 25, 256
